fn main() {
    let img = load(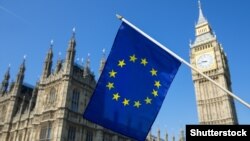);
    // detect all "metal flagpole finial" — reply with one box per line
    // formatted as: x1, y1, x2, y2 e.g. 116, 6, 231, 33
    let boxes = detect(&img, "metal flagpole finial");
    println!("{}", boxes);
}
116, 14, 123, 20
